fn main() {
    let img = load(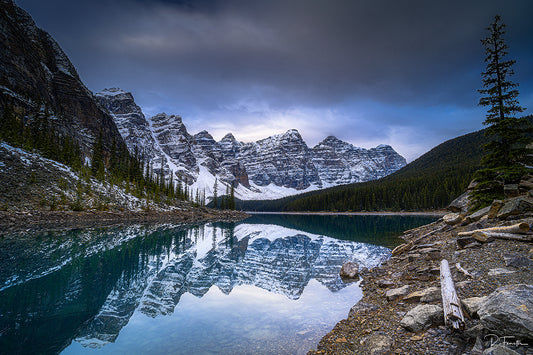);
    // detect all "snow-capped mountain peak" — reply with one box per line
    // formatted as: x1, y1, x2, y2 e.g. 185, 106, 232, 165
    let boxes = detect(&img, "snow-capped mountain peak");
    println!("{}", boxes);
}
97, 88, 407, 201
